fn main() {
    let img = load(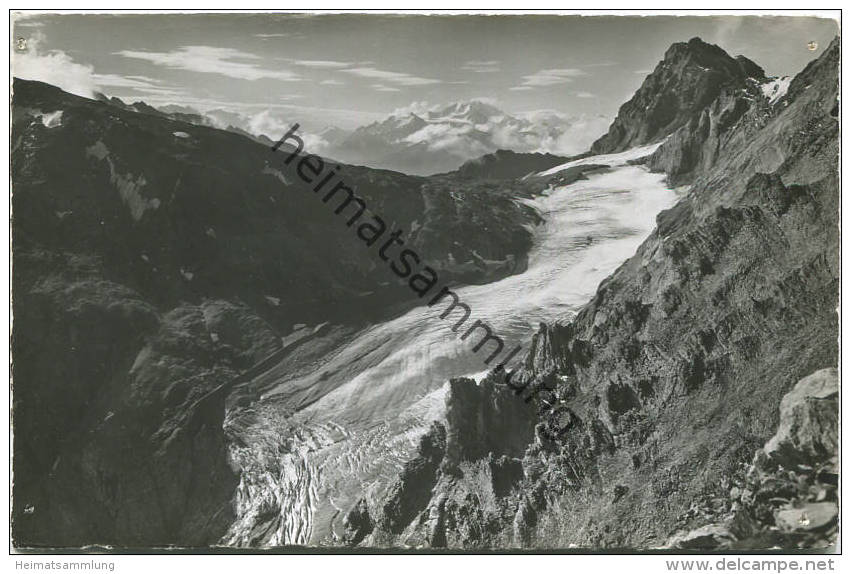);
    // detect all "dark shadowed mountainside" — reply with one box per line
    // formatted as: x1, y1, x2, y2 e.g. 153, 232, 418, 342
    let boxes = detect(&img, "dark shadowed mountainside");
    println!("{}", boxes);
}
449, 150, 571, 181
10, 79, 541, 547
